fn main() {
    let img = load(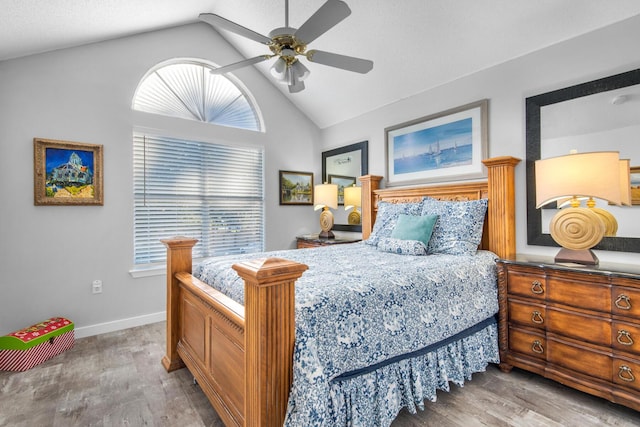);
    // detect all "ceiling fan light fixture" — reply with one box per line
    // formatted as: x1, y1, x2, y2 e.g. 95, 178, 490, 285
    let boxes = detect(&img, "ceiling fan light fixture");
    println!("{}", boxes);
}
270, 57, 287, 81
288, 74, 305, 93
291, 60, 310, 82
